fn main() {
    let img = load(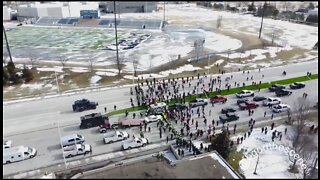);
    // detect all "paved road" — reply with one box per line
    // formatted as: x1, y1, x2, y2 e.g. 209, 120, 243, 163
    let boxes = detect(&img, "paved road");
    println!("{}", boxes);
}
3, 78, 318, 175
3, 60, 318, 135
